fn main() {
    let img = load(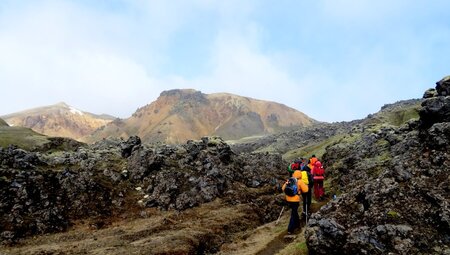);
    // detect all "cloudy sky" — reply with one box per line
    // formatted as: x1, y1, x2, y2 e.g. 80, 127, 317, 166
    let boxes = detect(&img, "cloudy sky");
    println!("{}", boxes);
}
0, 0, 449, 122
